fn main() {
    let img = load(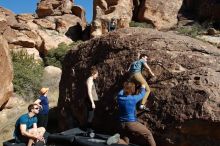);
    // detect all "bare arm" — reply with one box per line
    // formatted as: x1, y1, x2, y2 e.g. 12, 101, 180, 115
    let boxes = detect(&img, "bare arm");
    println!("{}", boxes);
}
143, 62, 155, 77
34, 99, 42, 109
20, 124, 37, 140
87, 78, 95, 109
